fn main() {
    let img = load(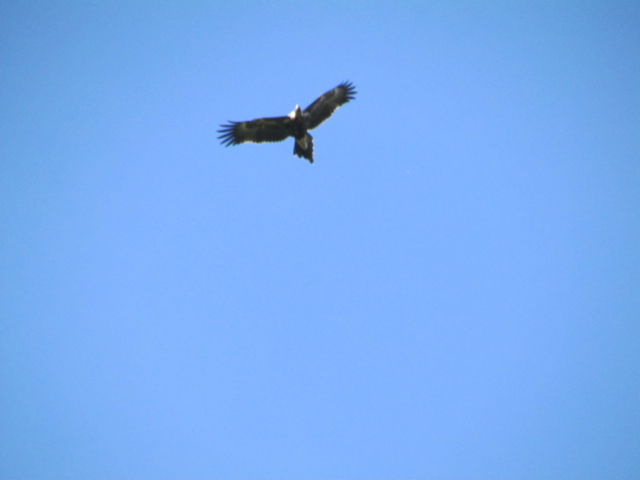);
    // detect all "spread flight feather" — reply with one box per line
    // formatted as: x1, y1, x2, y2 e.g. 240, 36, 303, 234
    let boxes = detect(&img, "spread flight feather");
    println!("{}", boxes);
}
218, 82, 356, 163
